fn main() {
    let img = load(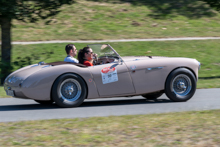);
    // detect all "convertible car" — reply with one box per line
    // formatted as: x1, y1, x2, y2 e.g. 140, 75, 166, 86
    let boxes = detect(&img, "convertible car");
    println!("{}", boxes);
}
4, 44, 201, 108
